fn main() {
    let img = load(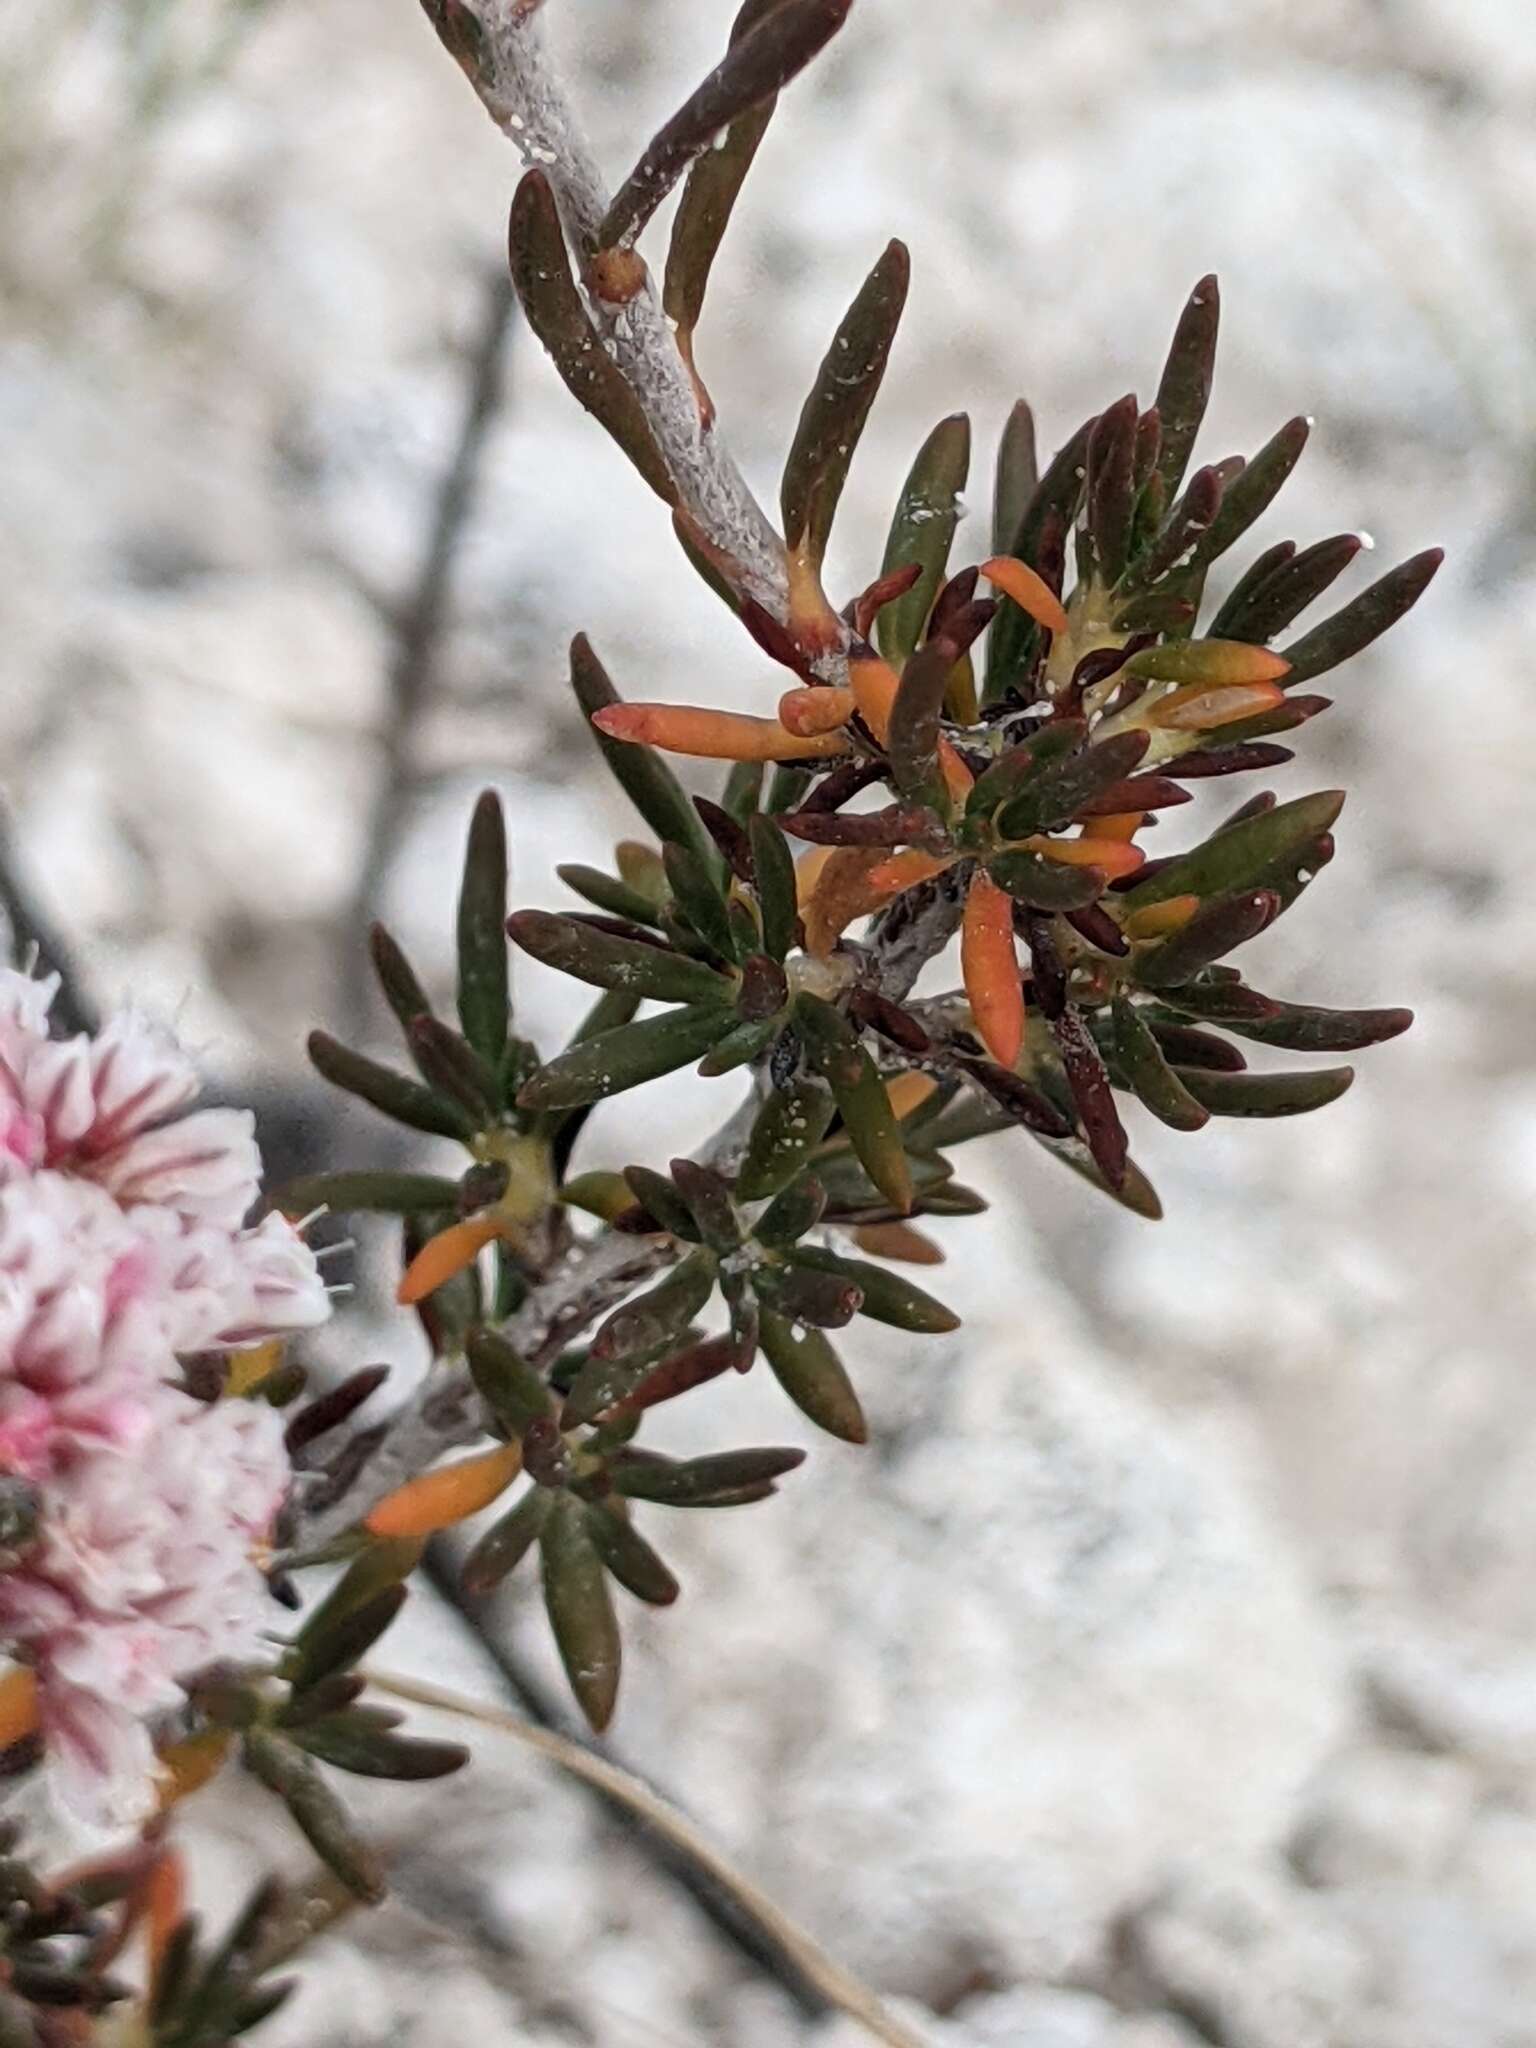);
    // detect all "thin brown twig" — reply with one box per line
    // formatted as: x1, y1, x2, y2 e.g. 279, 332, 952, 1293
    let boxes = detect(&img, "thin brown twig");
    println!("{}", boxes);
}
366, 1667, 933, 2048
419, 1537, 834, 2018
